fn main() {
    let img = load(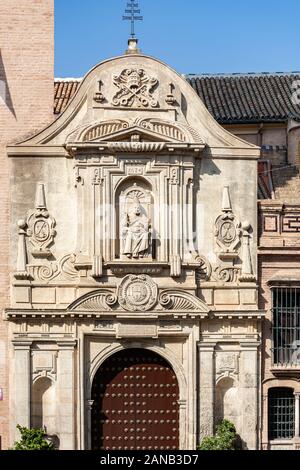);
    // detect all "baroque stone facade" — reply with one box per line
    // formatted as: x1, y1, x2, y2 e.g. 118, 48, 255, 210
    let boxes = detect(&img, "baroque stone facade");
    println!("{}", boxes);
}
4, 39, 262, 450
